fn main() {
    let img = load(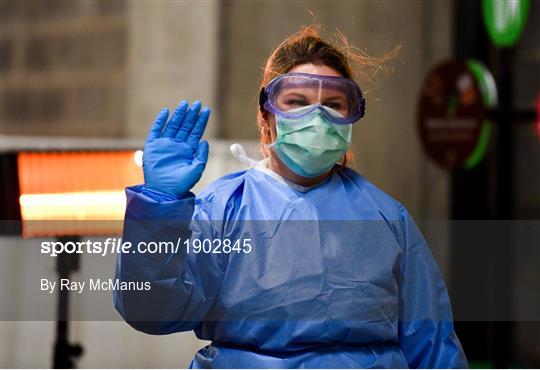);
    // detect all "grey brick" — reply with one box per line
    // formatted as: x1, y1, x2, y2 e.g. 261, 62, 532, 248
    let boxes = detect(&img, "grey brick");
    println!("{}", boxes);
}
96, 0, 126, 16
25, 37, 50, 71
2, 88, 65, 123
0, 39, 13, 72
